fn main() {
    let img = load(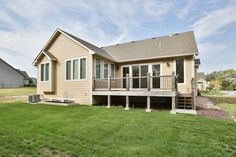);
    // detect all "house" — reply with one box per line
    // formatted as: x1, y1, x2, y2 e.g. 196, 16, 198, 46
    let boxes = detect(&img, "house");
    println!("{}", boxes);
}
33, 28, 200, 113
196, 72, 208, 91
16, 69, 31, 85
0, 58, 26, 88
